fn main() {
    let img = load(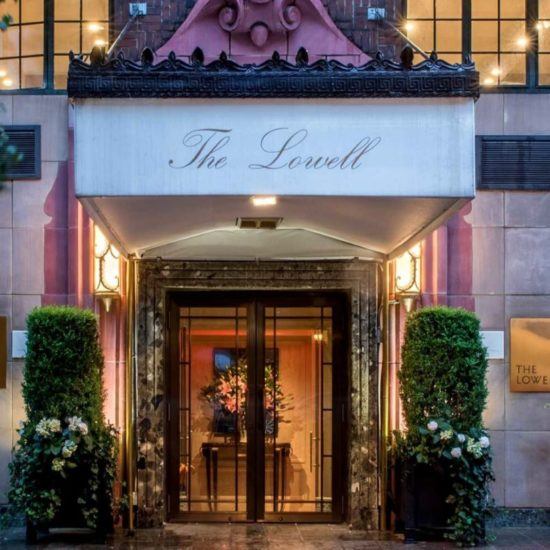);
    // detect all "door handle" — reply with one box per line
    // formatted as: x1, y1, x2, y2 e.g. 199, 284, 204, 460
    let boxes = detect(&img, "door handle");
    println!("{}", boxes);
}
257, 387, 264, 433
309, 432, 319, 472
